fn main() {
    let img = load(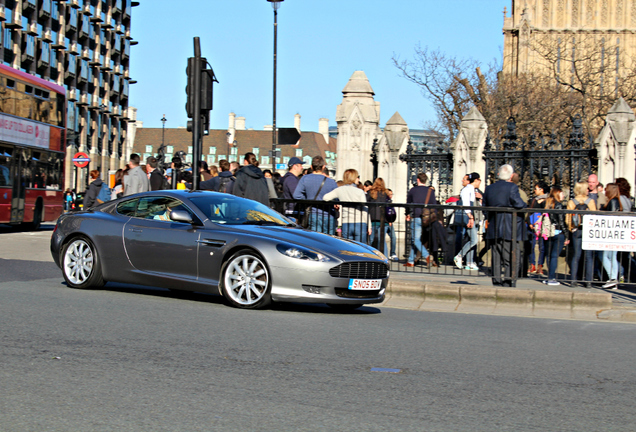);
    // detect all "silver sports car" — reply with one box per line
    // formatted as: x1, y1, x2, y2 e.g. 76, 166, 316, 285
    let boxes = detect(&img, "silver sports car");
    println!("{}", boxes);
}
50, 190, 388, 310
